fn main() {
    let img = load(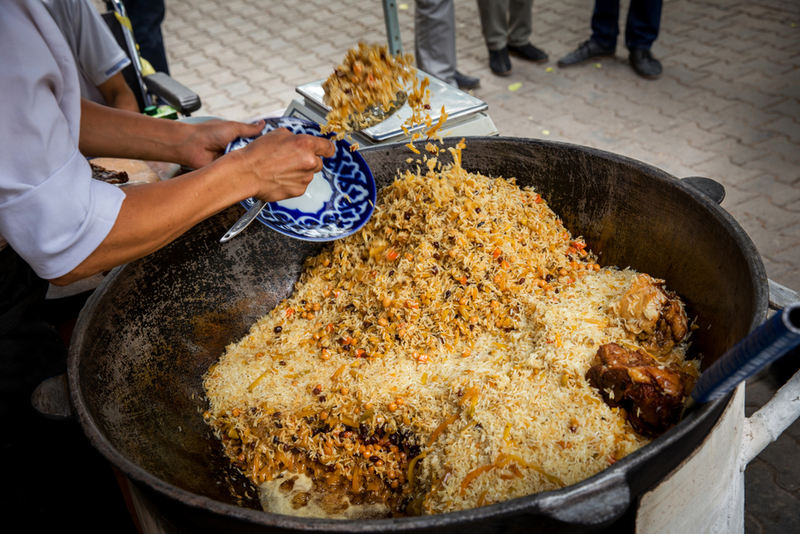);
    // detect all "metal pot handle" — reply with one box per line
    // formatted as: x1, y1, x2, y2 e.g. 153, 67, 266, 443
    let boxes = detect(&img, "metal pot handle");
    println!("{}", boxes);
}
31, 373, 73, 419
681, 177, 800, 310
769, 279, 800, 311
536, 470, 631, 525
681, 176, 726, 204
